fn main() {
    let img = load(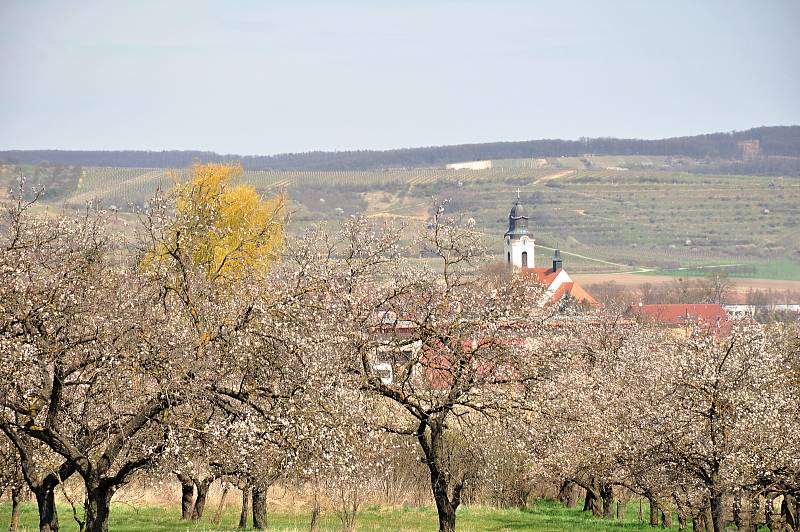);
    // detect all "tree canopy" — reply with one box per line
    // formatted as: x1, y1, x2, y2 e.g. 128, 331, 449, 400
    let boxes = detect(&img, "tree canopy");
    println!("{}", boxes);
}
149, 162, 285, 281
